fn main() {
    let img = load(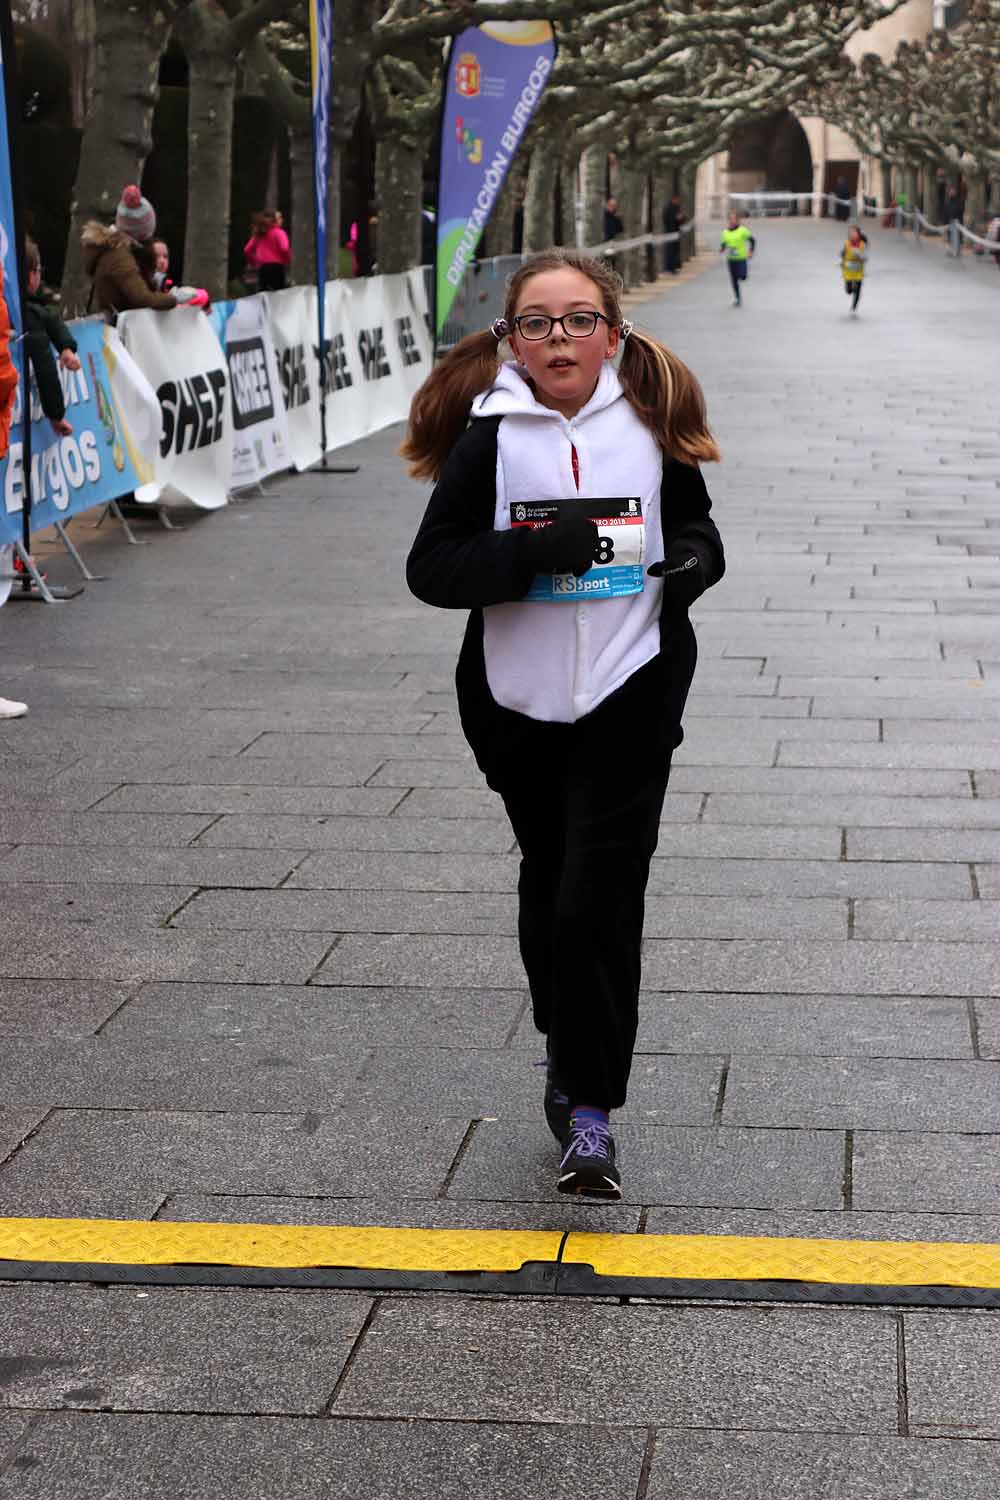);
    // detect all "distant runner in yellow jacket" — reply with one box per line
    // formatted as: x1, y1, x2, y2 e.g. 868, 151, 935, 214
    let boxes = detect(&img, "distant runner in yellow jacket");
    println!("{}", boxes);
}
719, 213, 756, 306
840, 224, 868, 313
